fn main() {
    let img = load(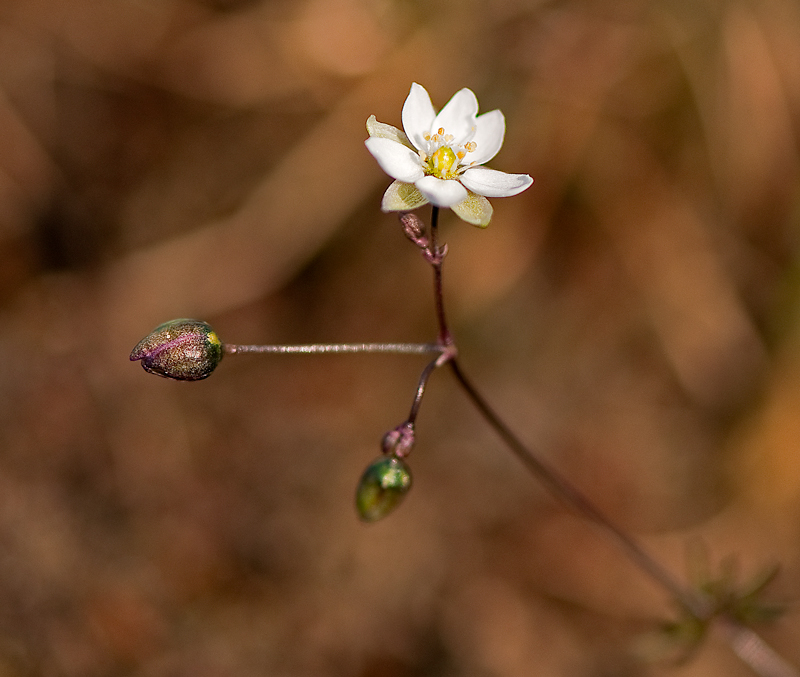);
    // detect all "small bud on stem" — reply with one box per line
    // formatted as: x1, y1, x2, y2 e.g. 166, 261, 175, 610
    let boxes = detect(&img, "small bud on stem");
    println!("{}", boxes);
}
130, 319, 223, 381
381, 422, 415, 458
355, 456, 412, 522
400, 212, 427, 247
